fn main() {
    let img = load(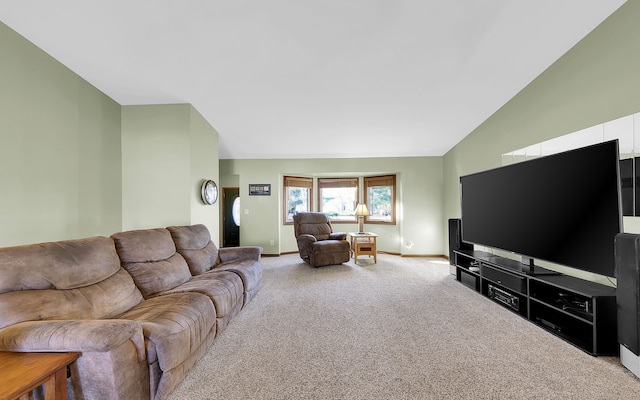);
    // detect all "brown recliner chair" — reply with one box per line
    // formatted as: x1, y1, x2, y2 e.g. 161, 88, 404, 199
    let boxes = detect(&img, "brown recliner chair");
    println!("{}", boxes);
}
293, 212, 351, 267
